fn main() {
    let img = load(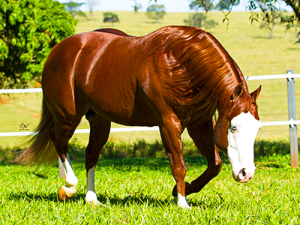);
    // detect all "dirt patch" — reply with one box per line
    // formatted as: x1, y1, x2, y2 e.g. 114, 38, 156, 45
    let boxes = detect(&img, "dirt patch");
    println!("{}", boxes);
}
30, 114, 41, 119
0, 97, 12, 105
